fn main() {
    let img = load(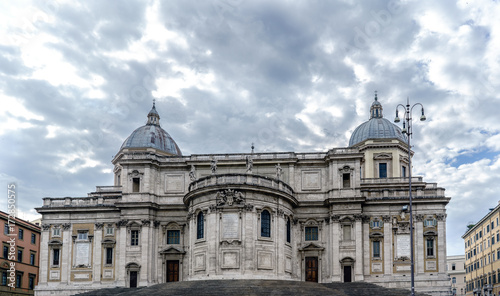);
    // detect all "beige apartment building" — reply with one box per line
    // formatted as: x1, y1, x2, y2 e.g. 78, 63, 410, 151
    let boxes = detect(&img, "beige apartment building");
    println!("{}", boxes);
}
35, 96, 451, 296
448, 255, 466, 296
463, 202, 500, 296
